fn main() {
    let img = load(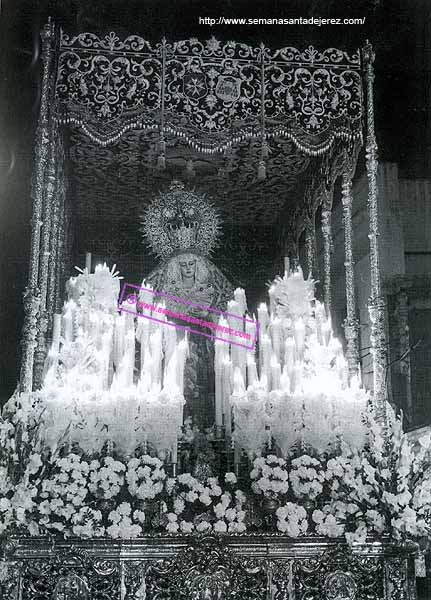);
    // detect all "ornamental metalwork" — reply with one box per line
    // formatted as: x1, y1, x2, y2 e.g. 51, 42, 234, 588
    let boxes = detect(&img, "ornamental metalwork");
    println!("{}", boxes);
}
0, 537, 418, 600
